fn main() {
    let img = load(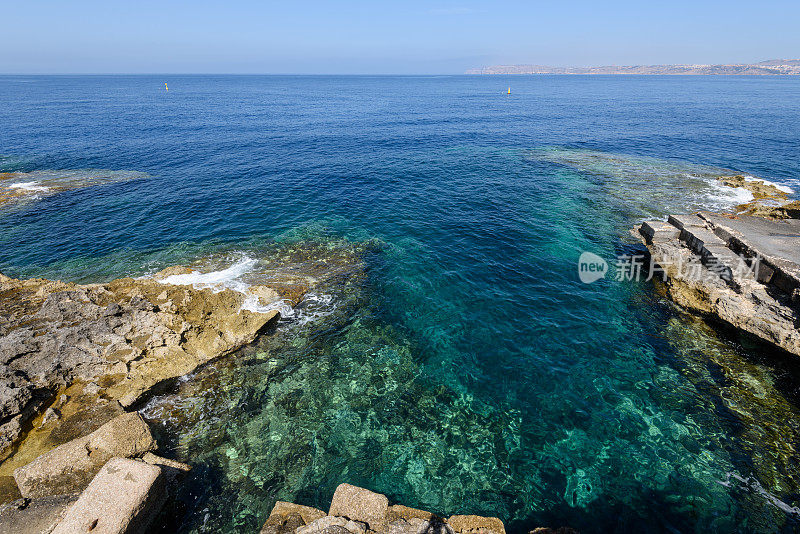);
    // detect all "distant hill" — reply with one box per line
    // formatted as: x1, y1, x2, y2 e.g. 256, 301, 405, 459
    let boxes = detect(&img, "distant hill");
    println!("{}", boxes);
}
466, 60, 800, 75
